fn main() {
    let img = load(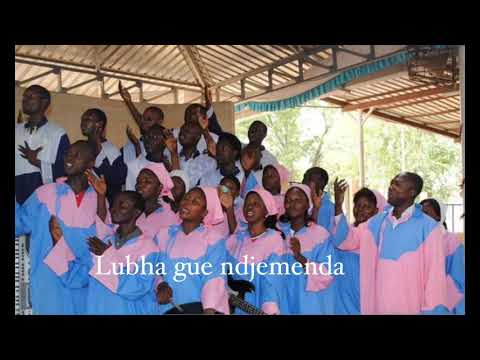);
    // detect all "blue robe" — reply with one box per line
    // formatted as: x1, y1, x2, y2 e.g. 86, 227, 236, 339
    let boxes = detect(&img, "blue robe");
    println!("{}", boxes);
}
316, 192, 335, 234
225, 229, 289, 315
333, 249, 360, 315
15, 180, 98, 314
278, 221, 337, 314
155, 224, 230, 314
47, 232, 161, 315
